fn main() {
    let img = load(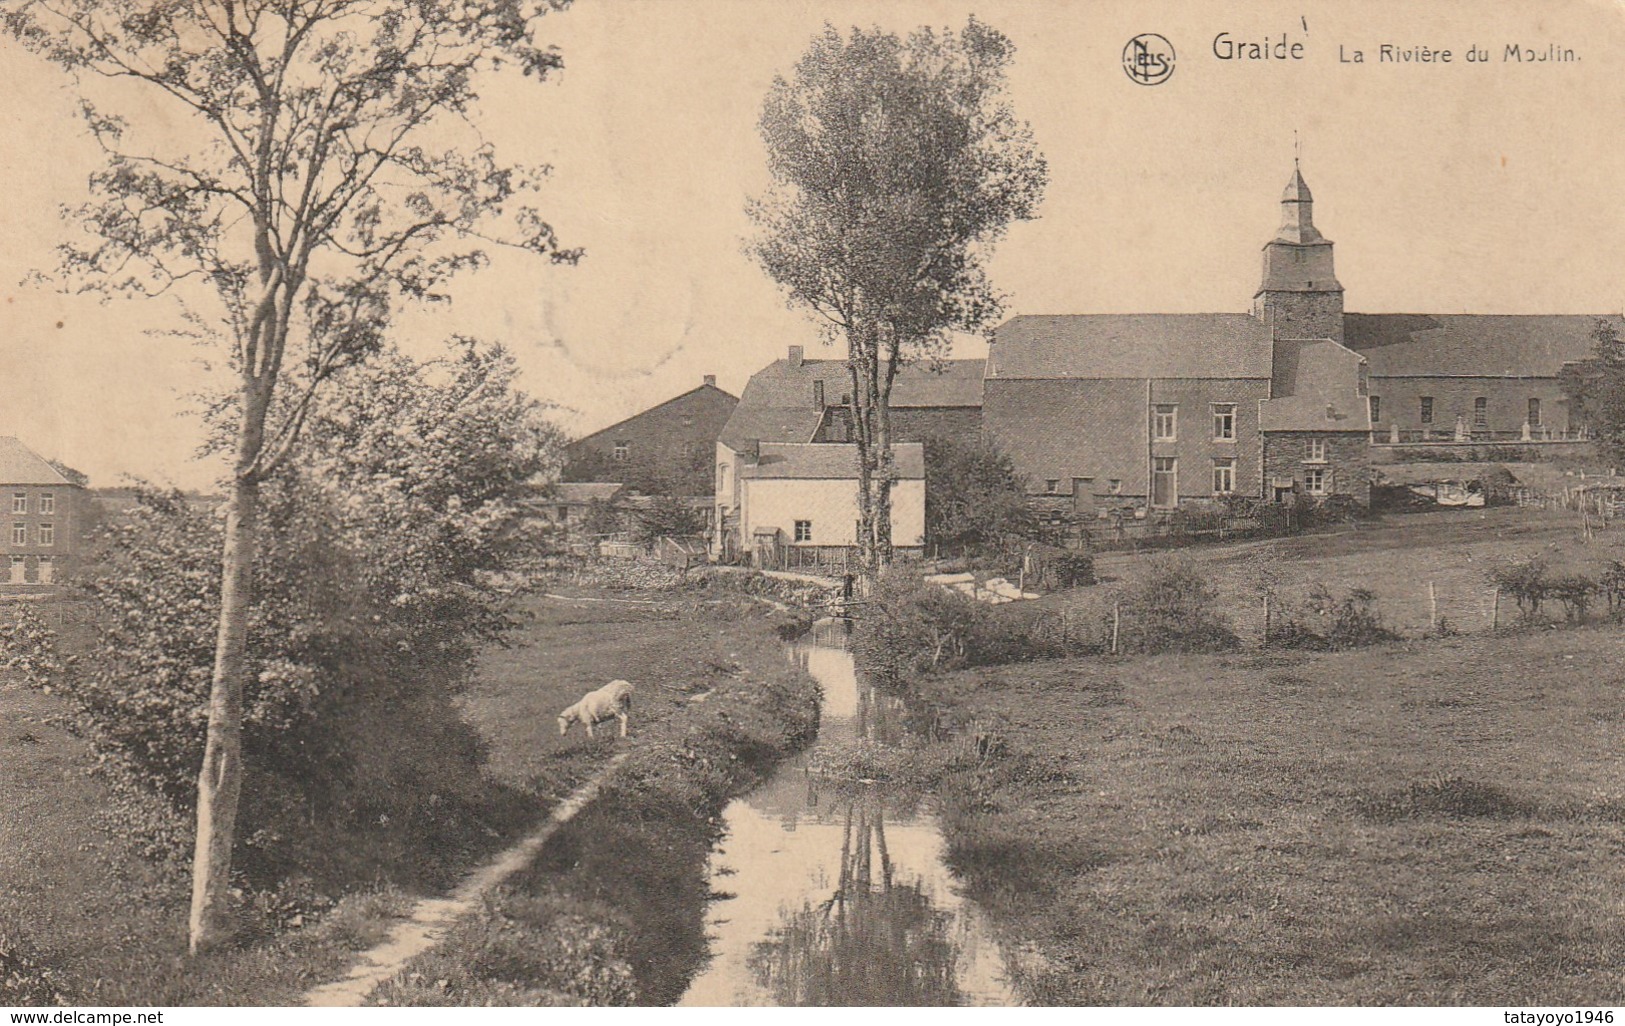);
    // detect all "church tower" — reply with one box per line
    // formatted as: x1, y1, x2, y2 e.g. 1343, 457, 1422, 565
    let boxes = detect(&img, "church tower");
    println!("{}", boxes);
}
1252, 164, 1344, 342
